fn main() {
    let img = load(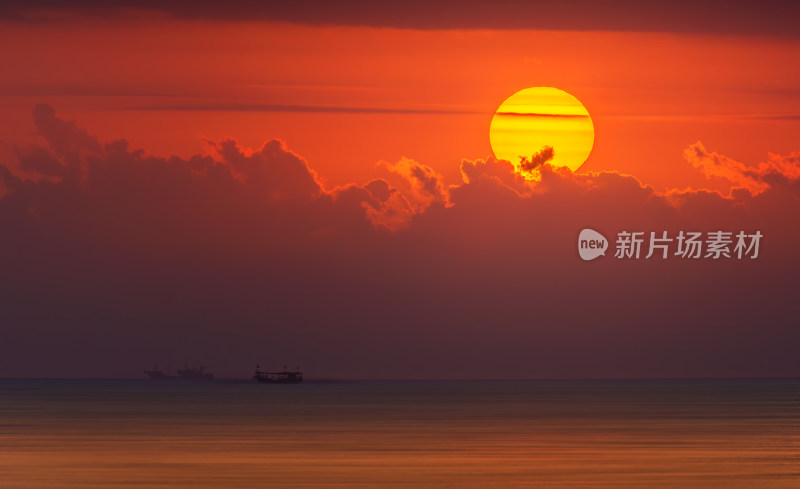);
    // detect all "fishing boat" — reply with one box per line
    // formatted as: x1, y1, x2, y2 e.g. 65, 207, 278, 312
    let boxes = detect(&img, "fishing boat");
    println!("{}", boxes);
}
253, 364, 303, 384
